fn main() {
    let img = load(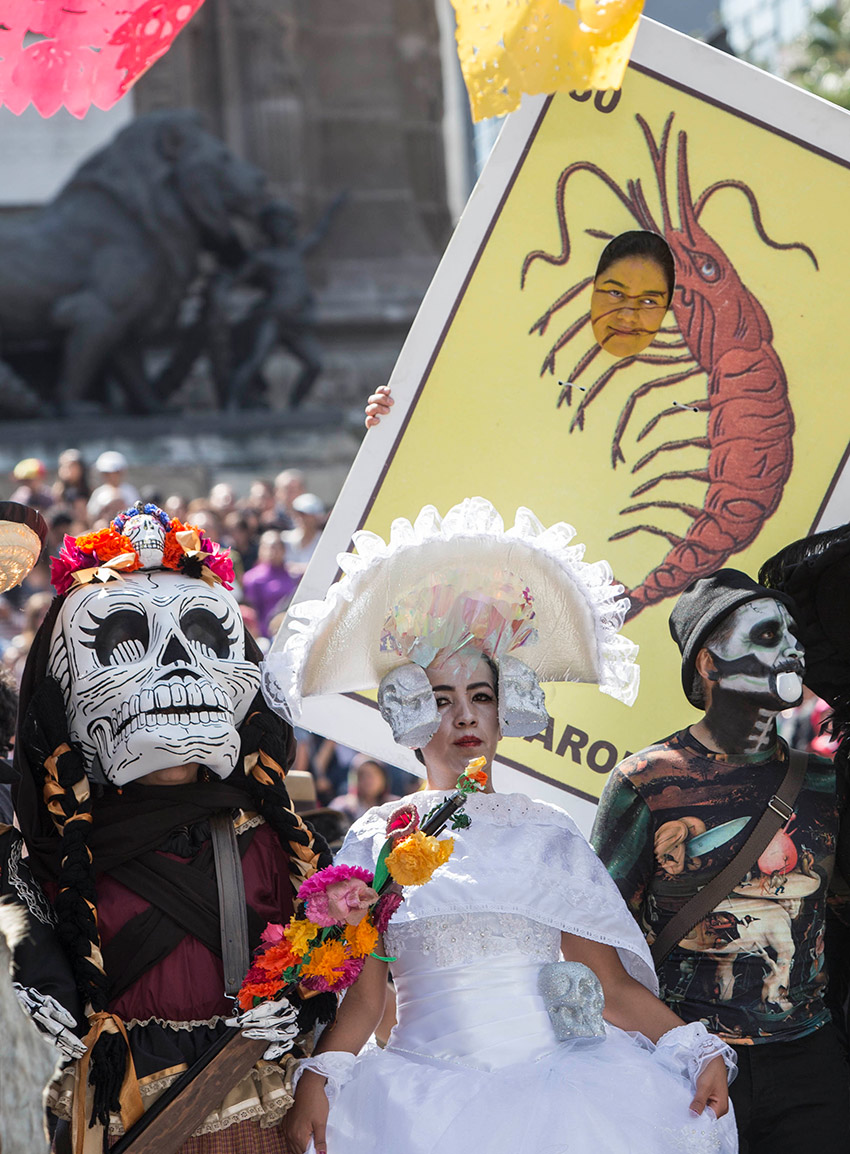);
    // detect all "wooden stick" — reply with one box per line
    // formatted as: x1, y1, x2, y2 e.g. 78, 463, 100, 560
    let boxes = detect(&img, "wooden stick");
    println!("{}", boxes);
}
111, 1030, 268, 1154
